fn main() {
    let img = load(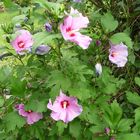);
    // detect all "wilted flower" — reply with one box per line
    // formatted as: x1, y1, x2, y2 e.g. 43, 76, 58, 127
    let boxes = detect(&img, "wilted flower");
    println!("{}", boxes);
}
15, 104, 43, 125
35, 45, 51, 55
105, 127, 110, 135
11, 30, 33, 55
109, 42, 128, 67
60, 7, 92, 49
95, 63, 102, 76
45, 23, 52, 32
47, 90, 83, 123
